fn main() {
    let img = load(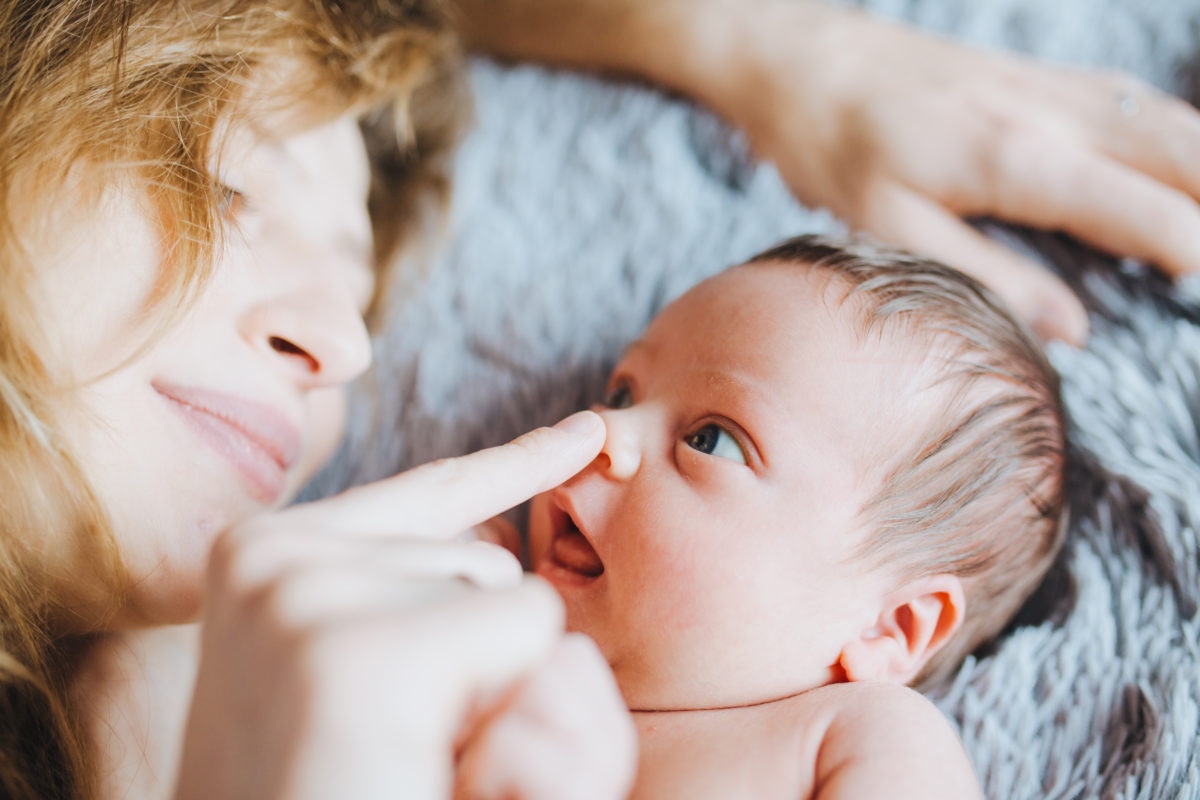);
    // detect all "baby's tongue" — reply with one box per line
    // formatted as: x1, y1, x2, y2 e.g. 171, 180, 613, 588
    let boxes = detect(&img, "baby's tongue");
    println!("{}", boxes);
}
552, 529, 604, 577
